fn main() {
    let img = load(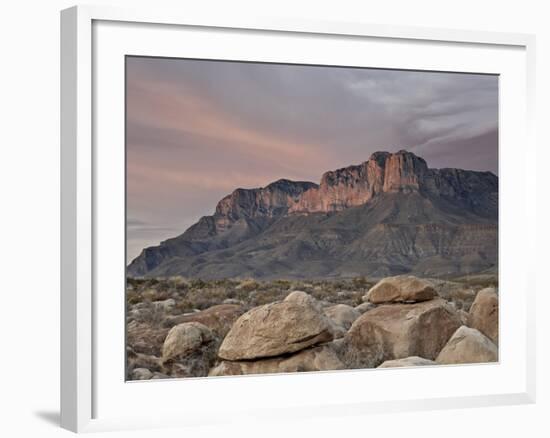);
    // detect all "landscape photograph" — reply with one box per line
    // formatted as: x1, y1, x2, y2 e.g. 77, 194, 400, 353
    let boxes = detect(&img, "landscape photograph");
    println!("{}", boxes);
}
125, 56, 499, 381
